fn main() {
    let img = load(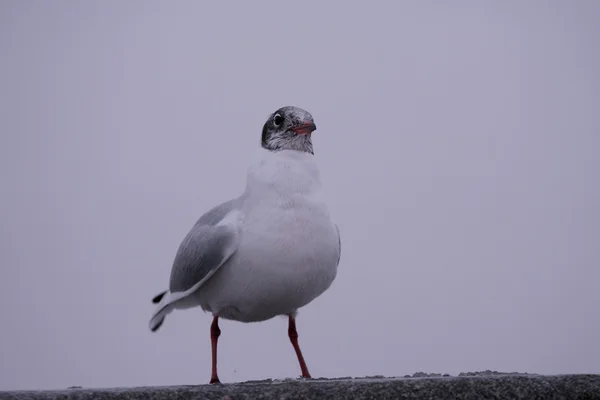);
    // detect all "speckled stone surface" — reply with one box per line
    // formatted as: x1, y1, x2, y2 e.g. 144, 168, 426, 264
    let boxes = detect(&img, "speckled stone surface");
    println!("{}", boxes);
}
2, 372, 600, 400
